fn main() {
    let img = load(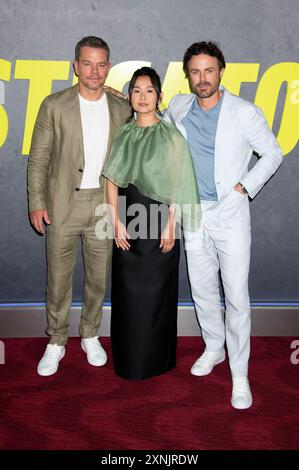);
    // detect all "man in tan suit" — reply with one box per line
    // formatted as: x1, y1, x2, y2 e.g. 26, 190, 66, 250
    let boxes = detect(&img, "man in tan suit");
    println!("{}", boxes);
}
28, 36, 131, 376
